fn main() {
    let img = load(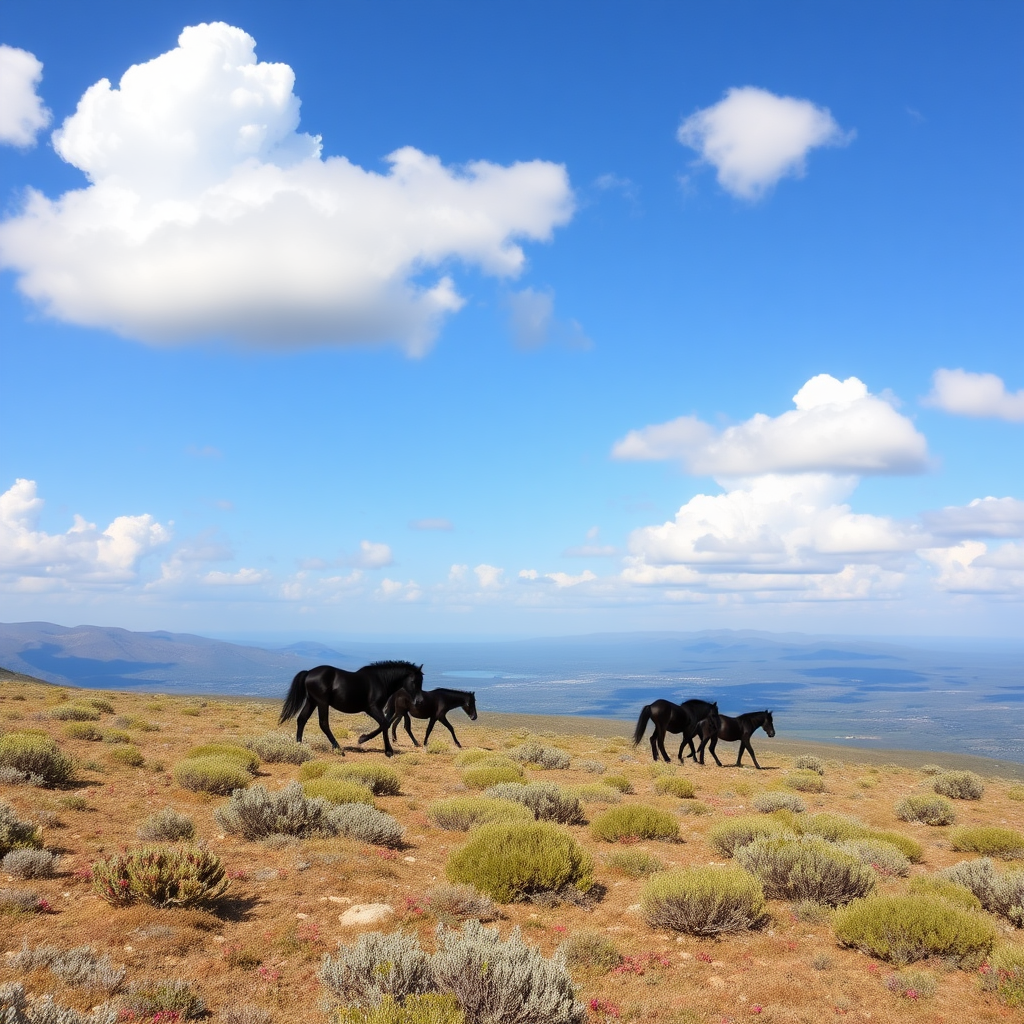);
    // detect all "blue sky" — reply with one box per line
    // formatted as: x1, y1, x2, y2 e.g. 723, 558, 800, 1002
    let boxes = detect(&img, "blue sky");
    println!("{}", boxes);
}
0, 1, 1021, 639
